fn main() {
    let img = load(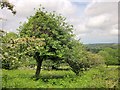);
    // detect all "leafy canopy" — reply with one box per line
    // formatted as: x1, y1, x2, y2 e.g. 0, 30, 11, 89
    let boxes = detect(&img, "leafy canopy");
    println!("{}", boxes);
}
1, 32, 45, 69
1, 6, 90, 76
18, 6, 74, 61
